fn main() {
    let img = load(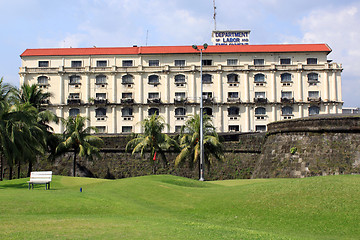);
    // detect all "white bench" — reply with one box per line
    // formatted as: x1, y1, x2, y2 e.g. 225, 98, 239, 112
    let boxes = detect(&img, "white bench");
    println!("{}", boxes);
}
27, 171, 52, 190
